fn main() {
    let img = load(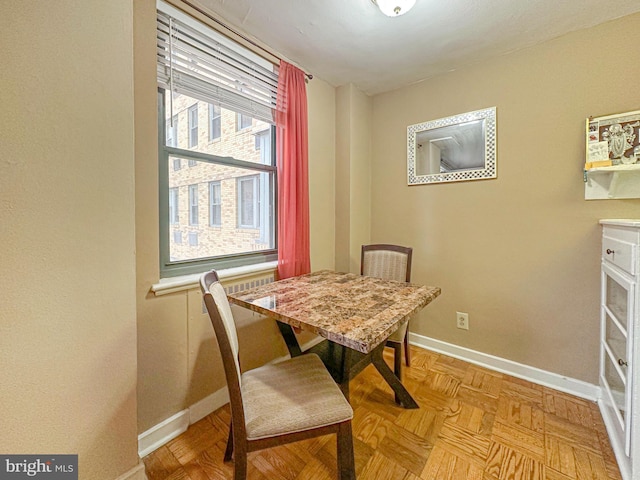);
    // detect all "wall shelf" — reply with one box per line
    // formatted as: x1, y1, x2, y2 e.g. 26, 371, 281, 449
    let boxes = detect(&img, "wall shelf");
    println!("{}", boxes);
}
585, 164, 640, 200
